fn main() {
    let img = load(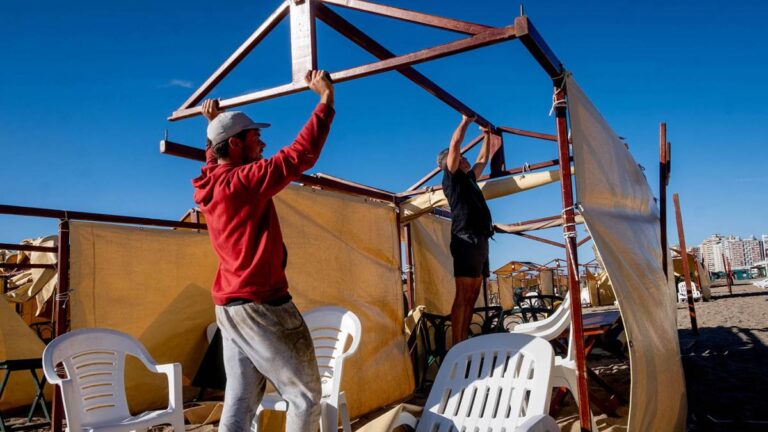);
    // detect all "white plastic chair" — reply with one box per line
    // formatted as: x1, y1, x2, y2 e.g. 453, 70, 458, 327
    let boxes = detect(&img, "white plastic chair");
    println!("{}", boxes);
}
512, 295, 598, 429
395, 333, 558, 432
42, 328, 184, 432
677, 282, 701, 303
253, 306, 362, 432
